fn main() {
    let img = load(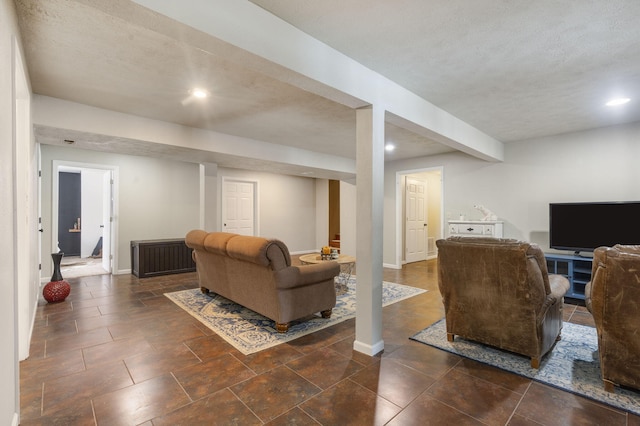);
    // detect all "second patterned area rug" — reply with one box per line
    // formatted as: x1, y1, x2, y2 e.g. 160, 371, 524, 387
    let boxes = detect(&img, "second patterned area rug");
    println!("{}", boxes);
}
411, 319, 640, 416
165, 277, 426, 355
